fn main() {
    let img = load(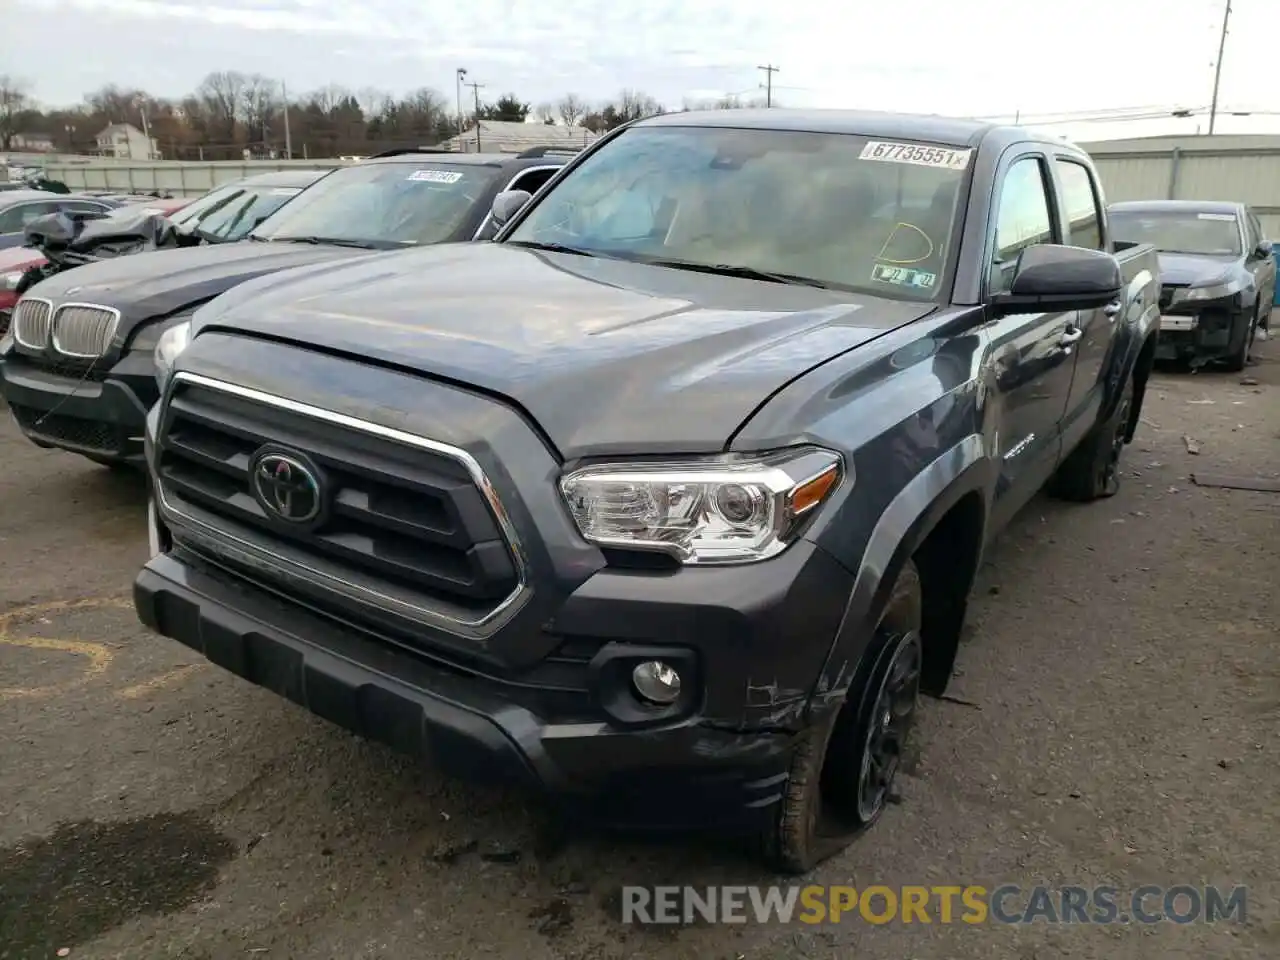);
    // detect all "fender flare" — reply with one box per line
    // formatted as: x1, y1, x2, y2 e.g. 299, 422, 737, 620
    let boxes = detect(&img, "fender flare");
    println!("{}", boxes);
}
805, 433, 993, 722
